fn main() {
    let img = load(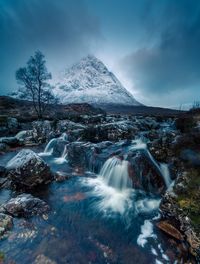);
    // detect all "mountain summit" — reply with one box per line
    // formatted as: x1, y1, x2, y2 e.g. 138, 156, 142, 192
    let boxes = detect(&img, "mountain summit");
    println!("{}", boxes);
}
53, 55, 141, 106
